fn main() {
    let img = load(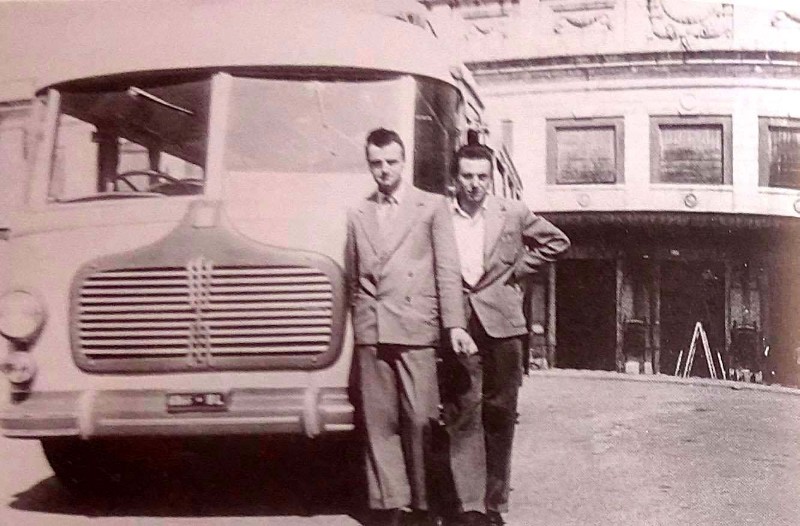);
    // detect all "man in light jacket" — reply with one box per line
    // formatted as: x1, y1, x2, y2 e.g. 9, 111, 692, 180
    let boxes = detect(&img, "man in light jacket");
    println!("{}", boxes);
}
442, 143, 570, 526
